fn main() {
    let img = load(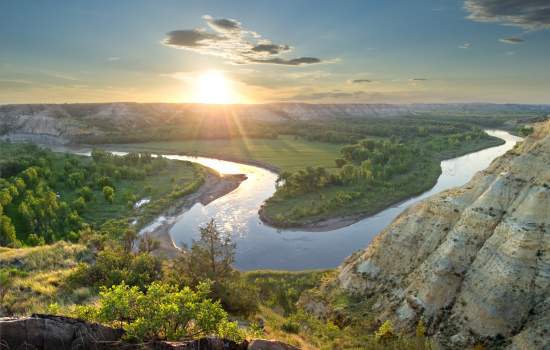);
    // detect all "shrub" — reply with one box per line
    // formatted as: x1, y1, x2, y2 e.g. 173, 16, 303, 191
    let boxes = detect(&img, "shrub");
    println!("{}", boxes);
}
375, 320, 395, 341
72, 281, 243, 342
281, 318, 300, 334
102, 186, 115, 203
